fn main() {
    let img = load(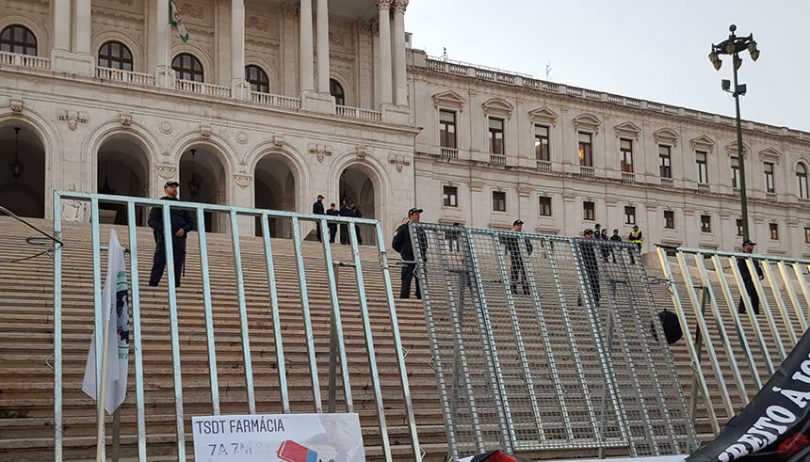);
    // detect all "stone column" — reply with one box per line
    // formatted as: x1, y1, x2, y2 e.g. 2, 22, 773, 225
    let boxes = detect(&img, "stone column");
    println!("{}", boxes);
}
155, 0, 174, 87
376, 0, 392, 106
73, 0, 91, 54
51, 0, 93, 74
392, 0, 408, 106
316, 0, 330, 94
53, 0, 71, 53
299, 0, 314, 93
231, 0, 249, 99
